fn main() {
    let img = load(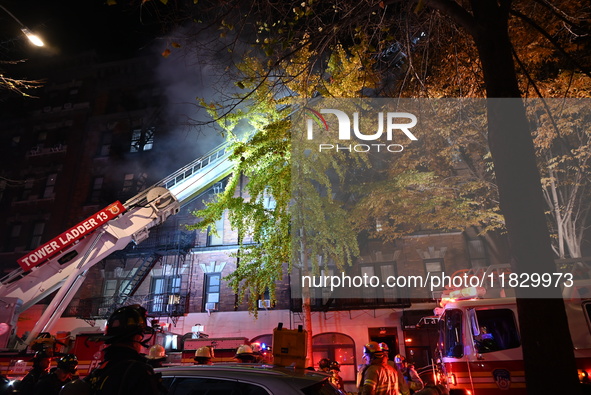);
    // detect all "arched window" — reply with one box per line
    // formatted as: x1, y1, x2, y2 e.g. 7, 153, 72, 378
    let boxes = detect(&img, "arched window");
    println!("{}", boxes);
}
312, 332, 356, 388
